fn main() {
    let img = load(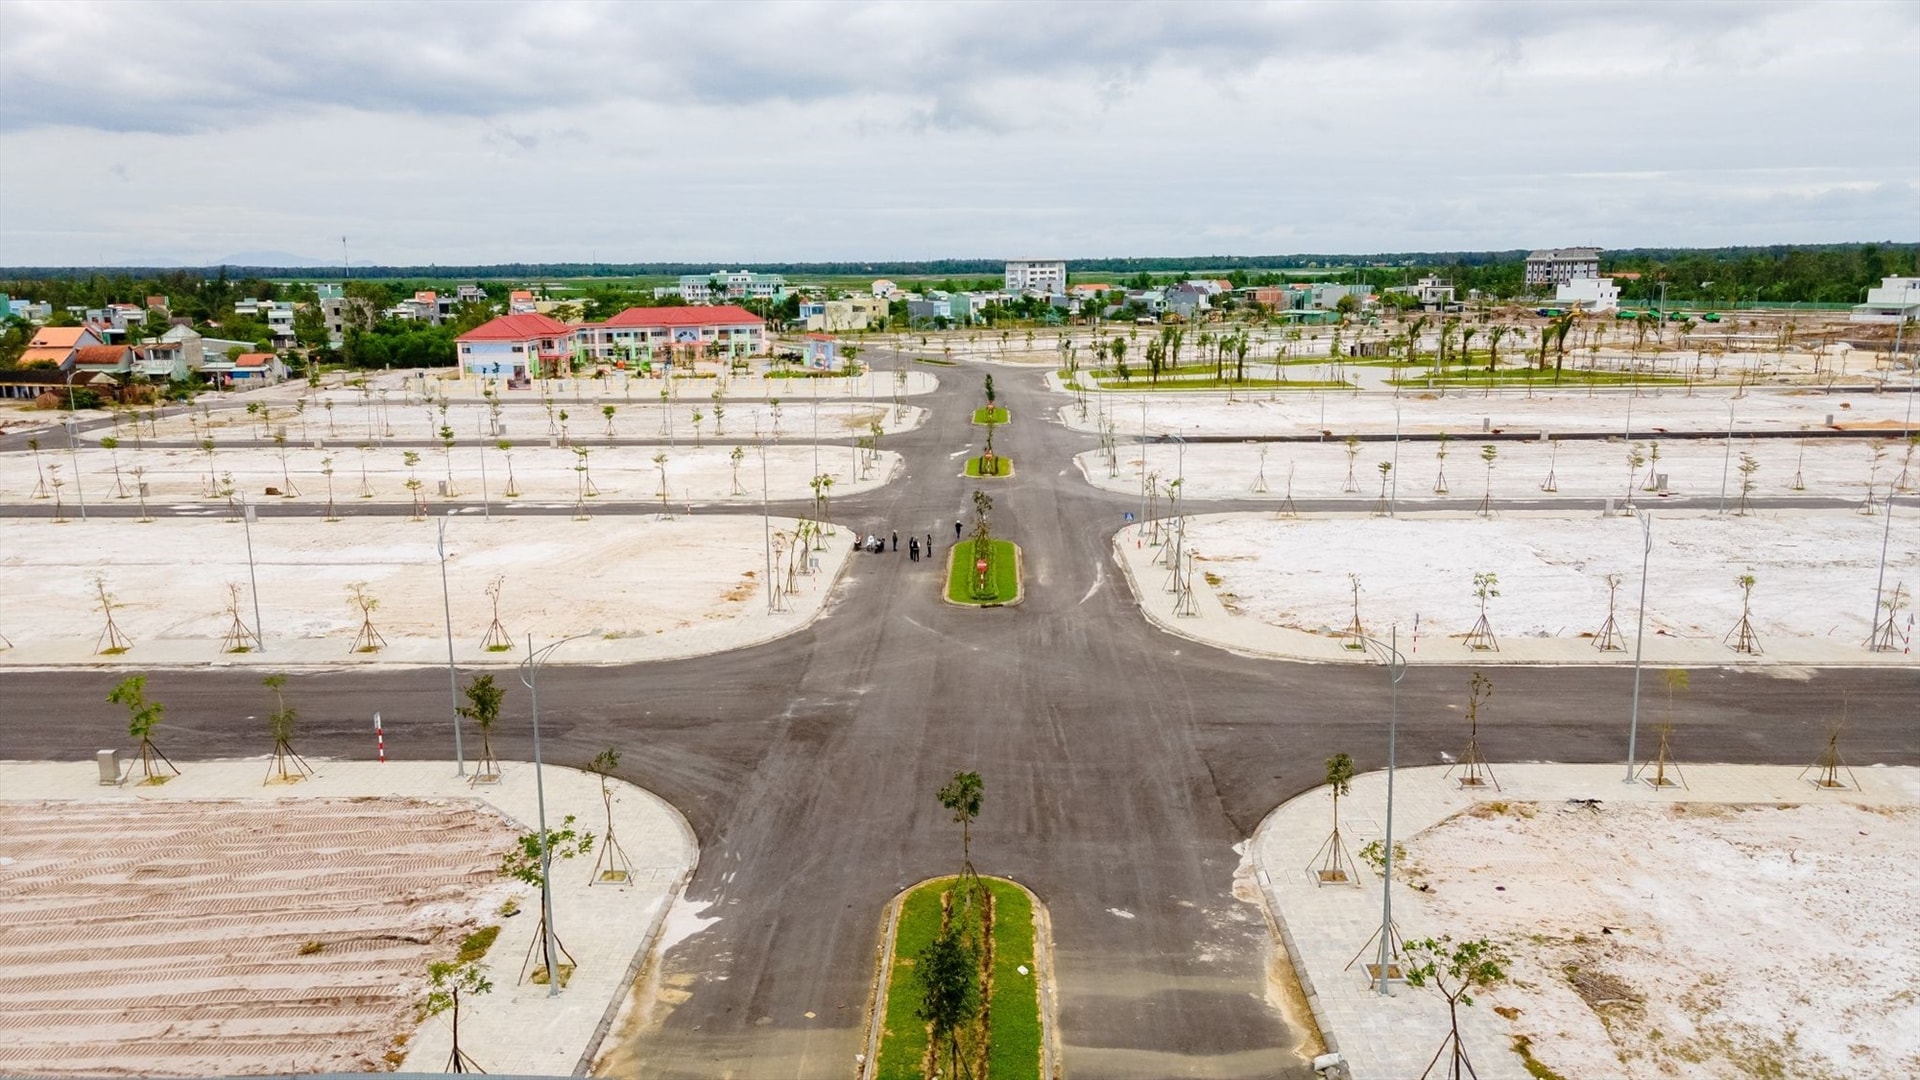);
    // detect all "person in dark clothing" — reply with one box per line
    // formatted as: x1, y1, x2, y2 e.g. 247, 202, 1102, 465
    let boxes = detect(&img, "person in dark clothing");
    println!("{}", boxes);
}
954, 520, 962, 539
926, 533, 933, 556
891, 530, 898, 551
909, 537, 920, 561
